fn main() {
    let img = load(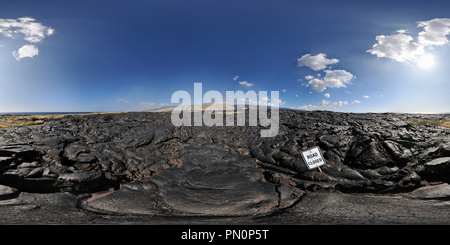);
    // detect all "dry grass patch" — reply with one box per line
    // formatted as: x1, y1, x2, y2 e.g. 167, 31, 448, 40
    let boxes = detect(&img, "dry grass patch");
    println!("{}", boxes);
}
0, 111, 142, 128
0, 113, 98, 128
409, 118, 450, 128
